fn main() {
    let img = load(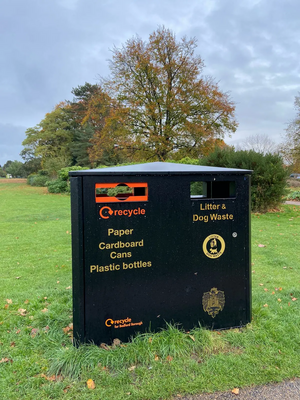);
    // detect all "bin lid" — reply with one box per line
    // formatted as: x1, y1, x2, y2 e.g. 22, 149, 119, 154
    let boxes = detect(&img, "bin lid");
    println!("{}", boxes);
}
69, 162, 252, 176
